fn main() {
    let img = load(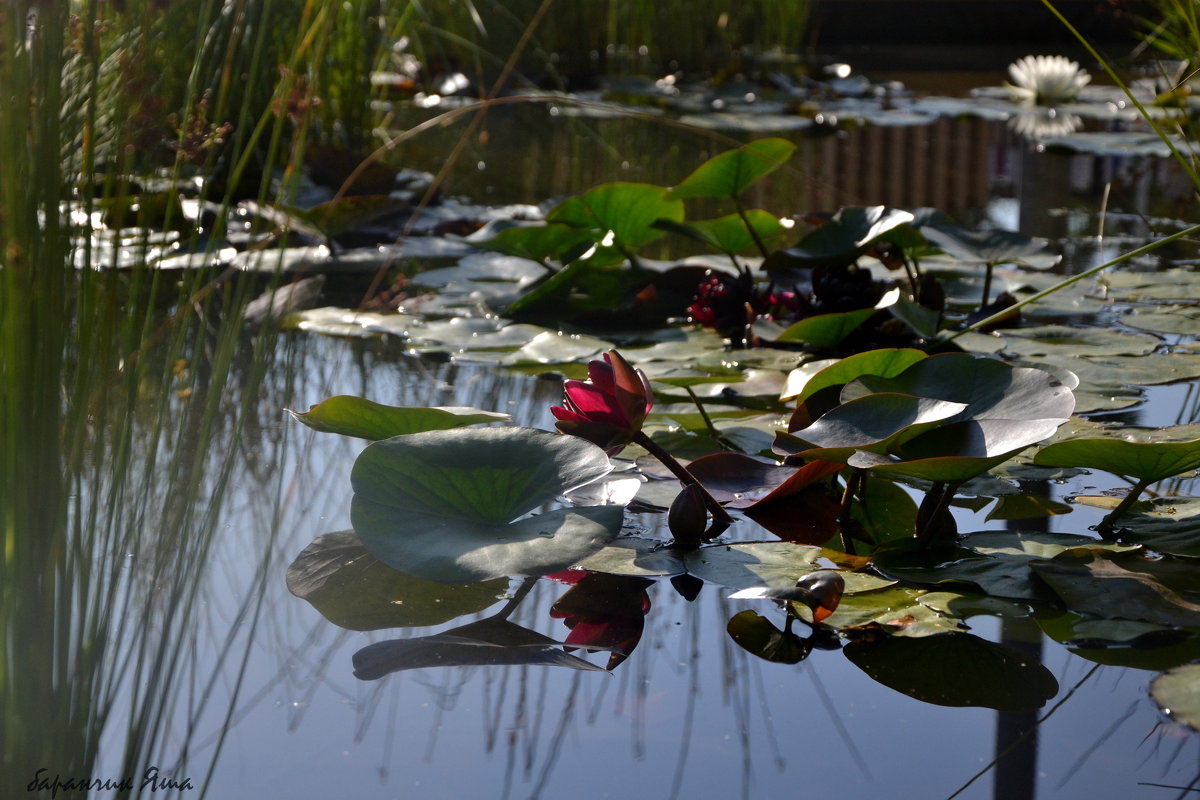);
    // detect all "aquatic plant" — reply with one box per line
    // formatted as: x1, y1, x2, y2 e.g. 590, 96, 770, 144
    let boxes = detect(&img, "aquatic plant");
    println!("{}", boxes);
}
1005, 54, 1091, 105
